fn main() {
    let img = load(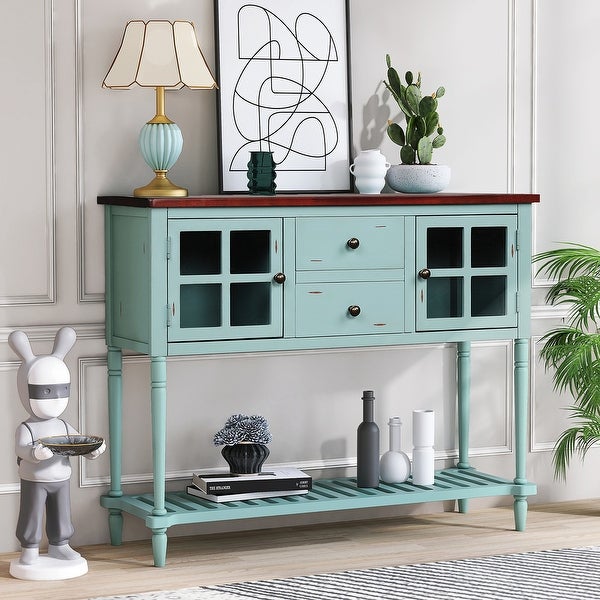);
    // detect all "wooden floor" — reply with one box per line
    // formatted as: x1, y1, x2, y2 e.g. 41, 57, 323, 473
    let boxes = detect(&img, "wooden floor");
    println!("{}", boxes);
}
1, 499, 599, 600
